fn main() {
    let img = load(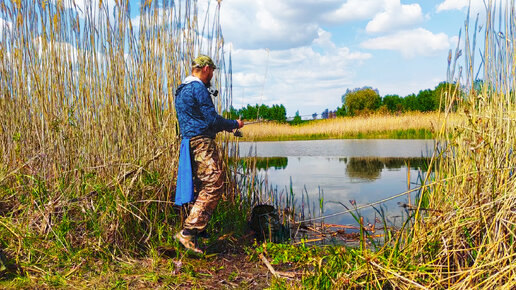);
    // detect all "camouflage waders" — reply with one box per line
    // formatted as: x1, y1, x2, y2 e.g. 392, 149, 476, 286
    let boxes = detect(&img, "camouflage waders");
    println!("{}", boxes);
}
183, 136, 225, 232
